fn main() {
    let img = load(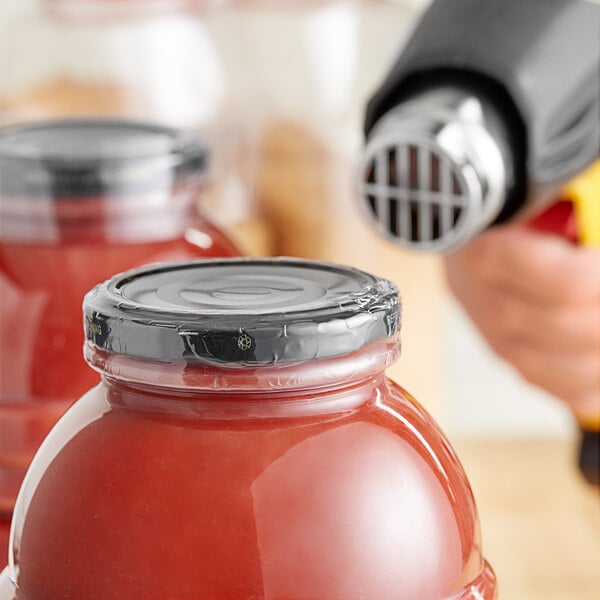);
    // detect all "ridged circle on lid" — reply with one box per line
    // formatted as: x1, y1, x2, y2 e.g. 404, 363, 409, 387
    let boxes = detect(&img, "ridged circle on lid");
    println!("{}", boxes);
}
84, 258, 400, 365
